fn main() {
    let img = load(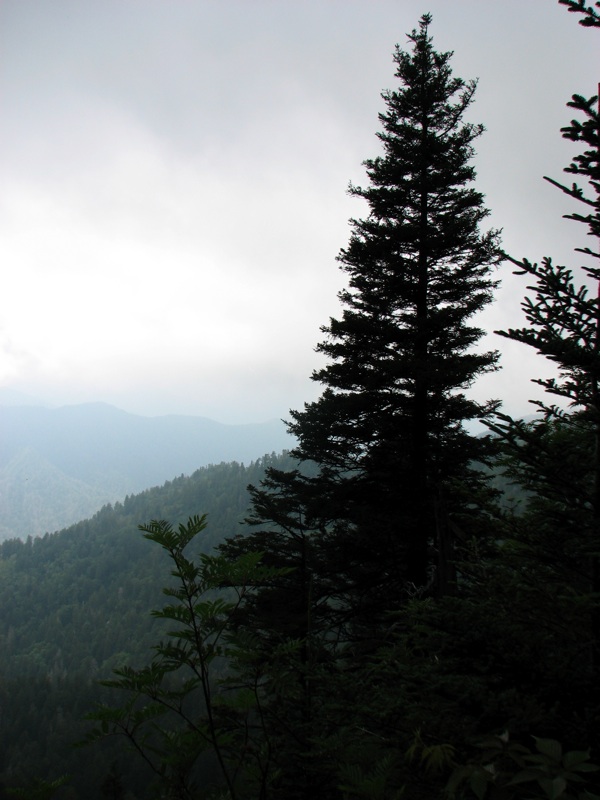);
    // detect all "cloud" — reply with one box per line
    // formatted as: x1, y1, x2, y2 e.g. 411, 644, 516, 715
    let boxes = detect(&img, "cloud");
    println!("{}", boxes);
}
1, 0, 597, 422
